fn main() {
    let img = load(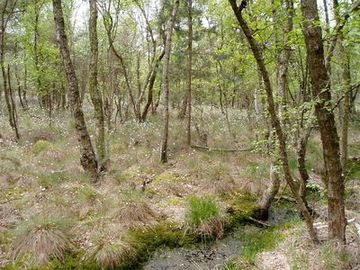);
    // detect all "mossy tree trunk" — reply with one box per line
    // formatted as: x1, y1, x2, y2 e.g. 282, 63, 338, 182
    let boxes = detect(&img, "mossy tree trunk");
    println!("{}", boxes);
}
52, 0, 98, 180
